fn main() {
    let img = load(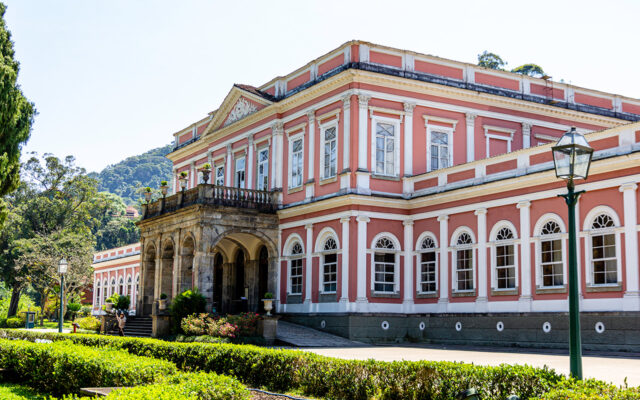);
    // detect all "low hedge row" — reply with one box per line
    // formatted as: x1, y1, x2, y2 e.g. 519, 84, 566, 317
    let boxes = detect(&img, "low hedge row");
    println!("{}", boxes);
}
0, 329, 564, 400
0, 338, 176, 396
533, 379, 640, 400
